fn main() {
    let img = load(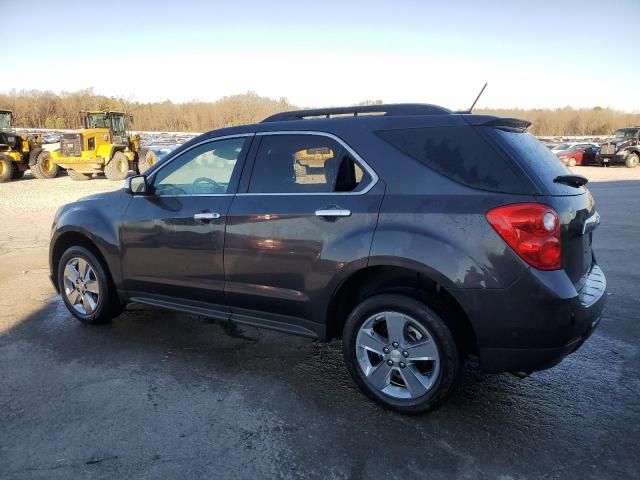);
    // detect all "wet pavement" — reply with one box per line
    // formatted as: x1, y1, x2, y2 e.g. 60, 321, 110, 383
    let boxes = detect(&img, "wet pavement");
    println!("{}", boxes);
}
0, 174, 639, 479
